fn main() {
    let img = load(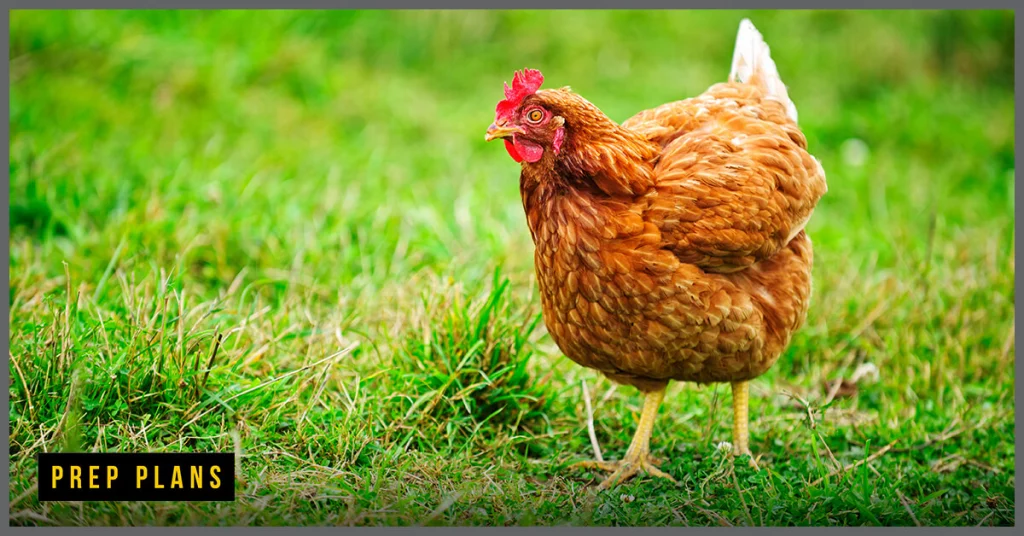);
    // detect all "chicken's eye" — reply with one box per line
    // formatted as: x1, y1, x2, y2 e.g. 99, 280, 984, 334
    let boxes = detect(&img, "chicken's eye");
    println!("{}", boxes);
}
526, 109, 544, 123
